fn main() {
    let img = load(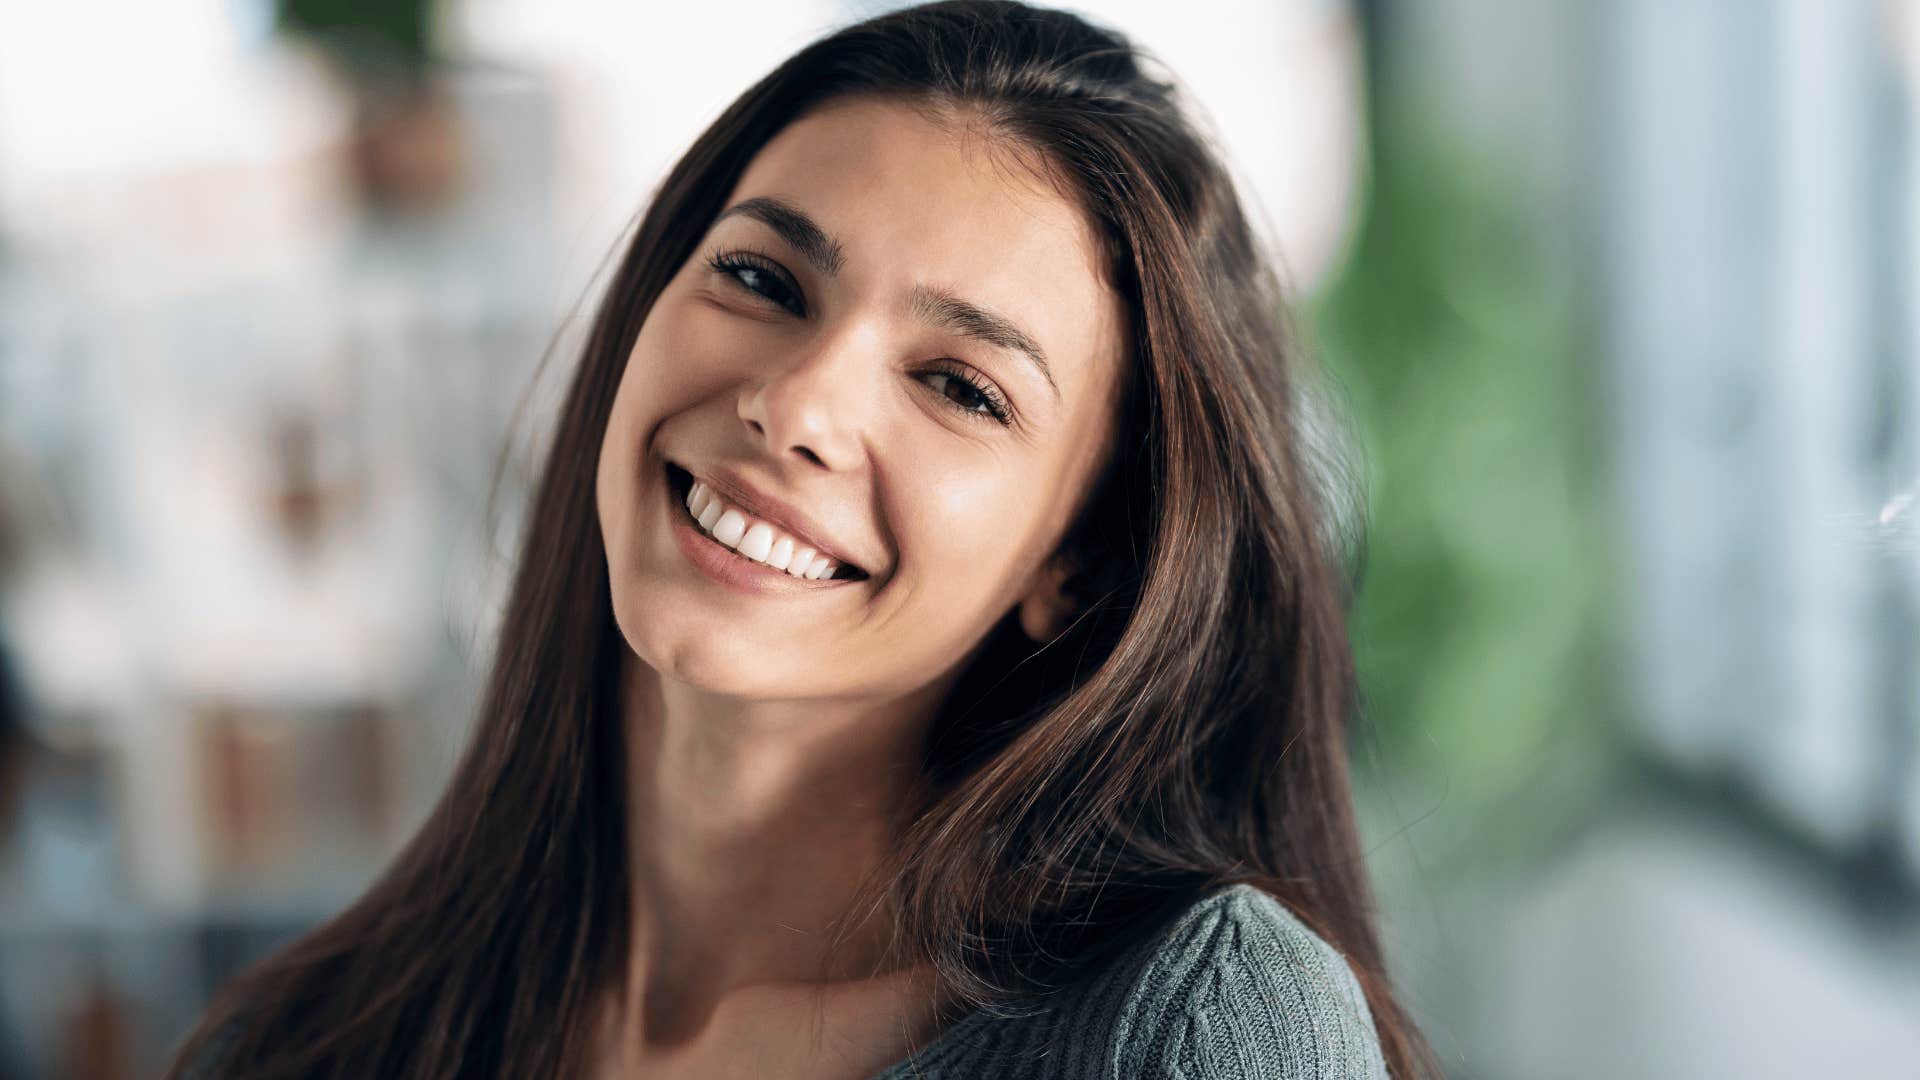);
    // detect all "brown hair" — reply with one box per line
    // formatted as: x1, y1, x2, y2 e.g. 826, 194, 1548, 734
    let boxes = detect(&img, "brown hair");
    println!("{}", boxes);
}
169, 2, 1439, 1076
